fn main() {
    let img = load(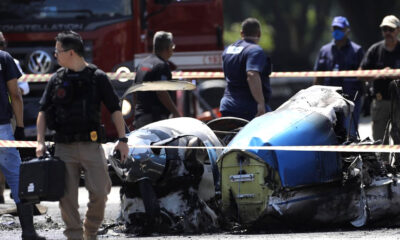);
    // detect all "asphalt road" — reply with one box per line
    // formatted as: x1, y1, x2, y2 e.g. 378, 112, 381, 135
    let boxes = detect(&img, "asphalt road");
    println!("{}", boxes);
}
2, 115, 396, 240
